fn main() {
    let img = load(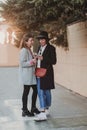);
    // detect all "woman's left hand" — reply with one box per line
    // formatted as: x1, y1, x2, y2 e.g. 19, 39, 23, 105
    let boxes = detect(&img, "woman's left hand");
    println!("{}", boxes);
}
37, 56, 43, 60
30, 59, 36, 65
